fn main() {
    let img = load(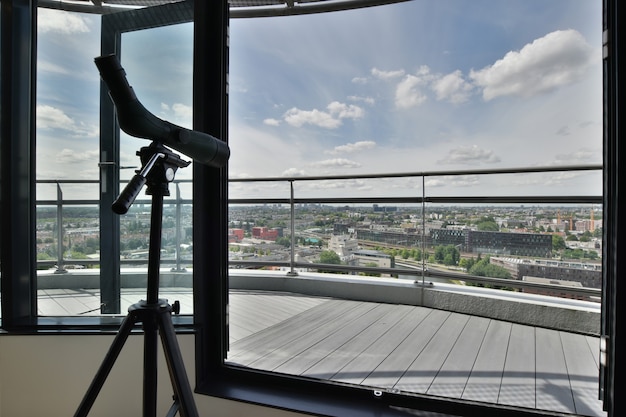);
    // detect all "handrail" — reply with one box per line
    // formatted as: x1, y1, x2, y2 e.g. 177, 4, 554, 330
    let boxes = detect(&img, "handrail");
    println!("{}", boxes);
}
36, 164, 603, 301
229, 163, 602, 182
